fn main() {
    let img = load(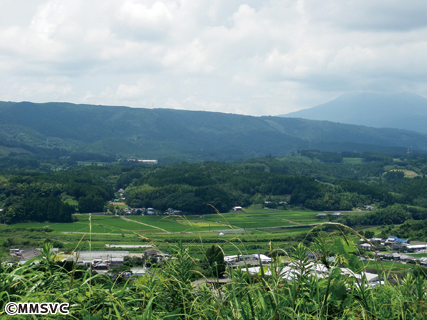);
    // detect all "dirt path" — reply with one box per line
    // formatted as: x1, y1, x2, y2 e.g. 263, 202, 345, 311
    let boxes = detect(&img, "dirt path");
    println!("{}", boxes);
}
284, 219, 302, 225
63, 232, 124, 235
120, 216, 170, 233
